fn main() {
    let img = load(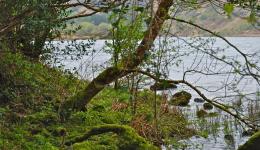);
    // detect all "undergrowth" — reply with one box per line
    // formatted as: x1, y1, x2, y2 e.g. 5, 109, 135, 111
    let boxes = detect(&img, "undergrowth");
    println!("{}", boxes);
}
0, 52, 195, 149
